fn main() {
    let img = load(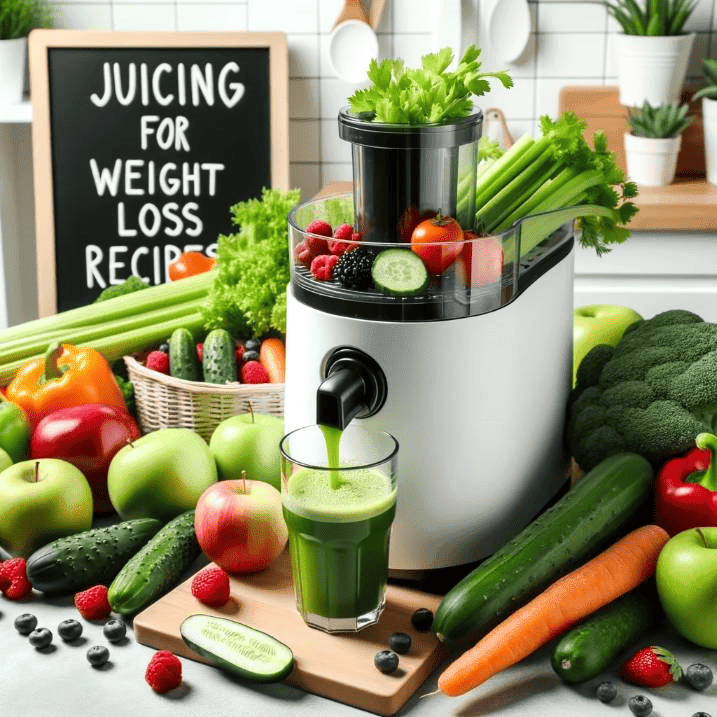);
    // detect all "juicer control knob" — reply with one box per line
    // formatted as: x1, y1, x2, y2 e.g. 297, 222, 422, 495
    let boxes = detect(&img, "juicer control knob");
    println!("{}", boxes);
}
317, 347, 387, 430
